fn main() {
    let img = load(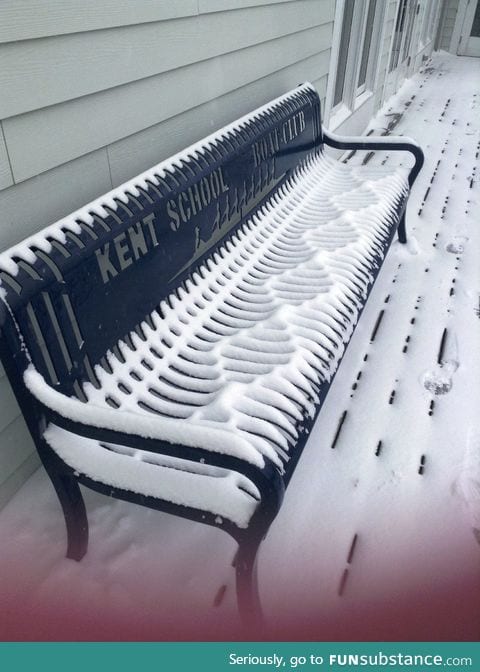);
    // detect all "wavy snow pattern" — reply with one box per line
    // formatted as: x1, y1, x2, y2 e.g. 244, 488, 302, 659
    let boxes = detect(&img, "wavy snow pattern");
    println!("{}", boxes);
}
81, 153, 409, 474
